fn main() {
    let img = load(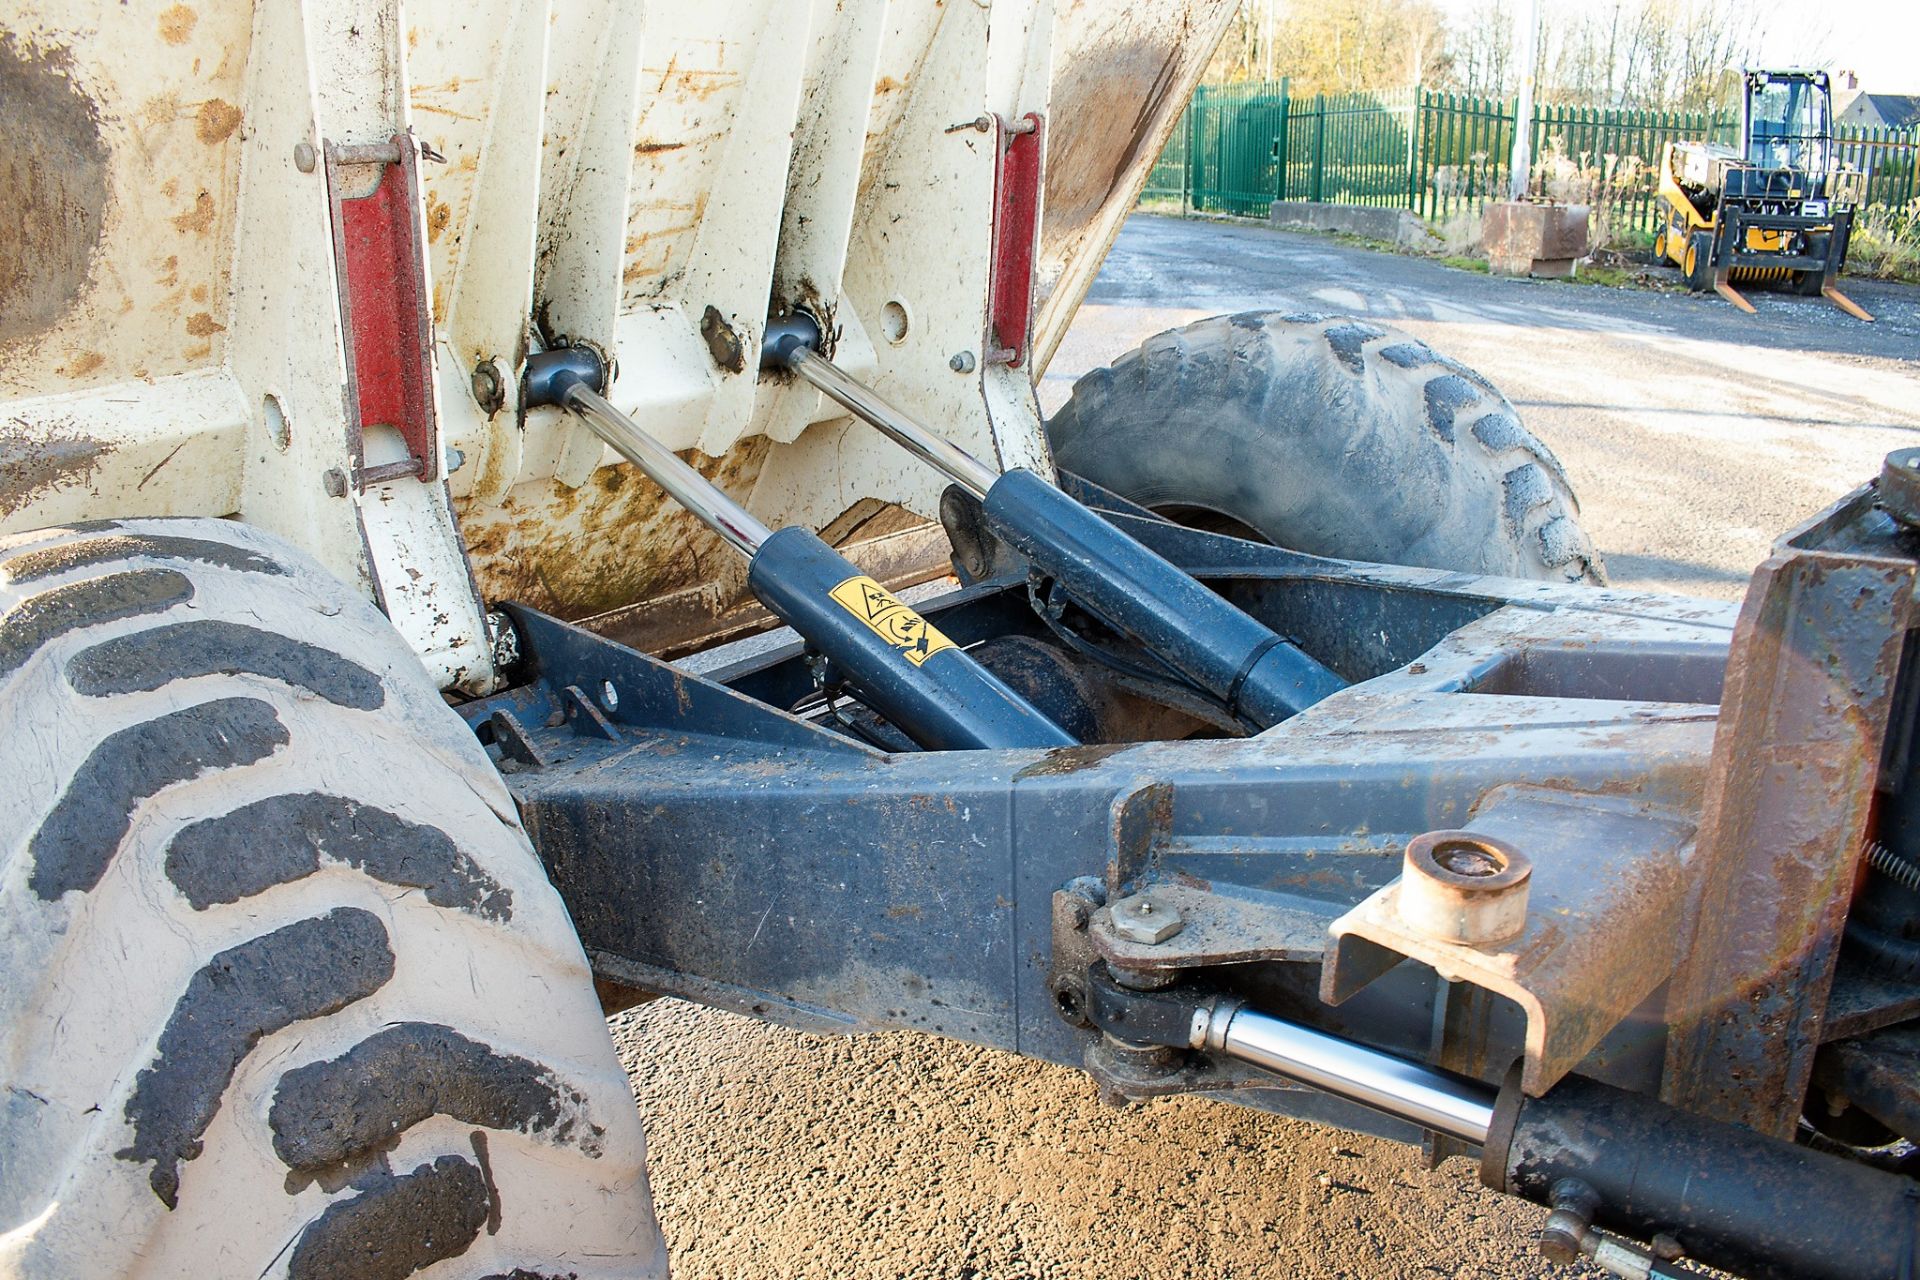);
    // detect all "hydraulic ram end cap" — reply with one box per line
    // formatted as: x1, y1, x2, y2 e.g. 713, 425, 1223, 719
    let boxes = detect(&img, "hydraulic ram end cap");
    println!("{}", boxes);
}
1482, 1067, 1920, 1280
523, 346, 607, 408
761, 310, 824, 370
